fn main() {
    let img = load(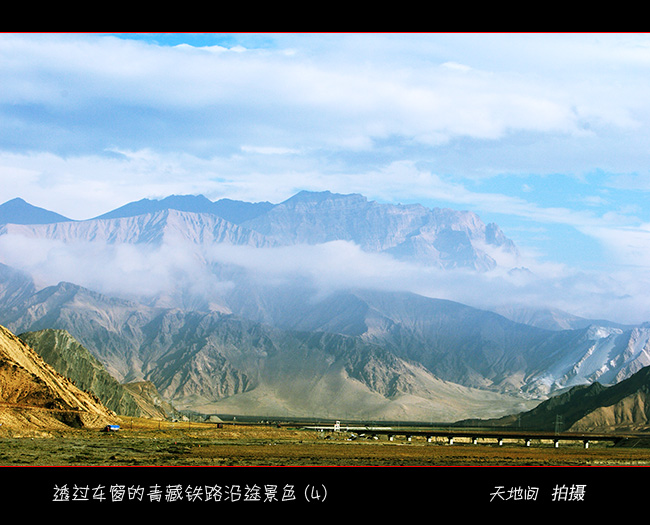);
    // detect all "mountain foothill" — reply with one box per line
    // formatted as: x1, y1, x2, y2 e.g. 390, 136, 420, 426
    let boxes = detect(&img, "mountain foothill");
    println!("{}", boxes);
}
2, 191, 650, 433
